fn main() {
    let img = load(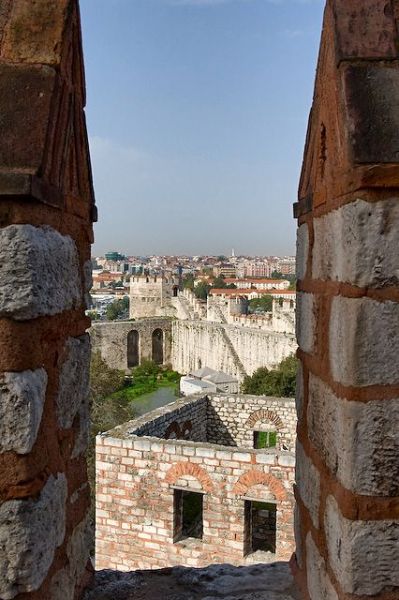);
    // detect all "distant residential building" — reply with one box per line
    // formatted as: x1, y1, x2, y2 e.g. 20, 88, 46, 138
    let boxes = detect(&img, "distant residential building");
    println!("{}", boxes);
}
105, 251, 126, 262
